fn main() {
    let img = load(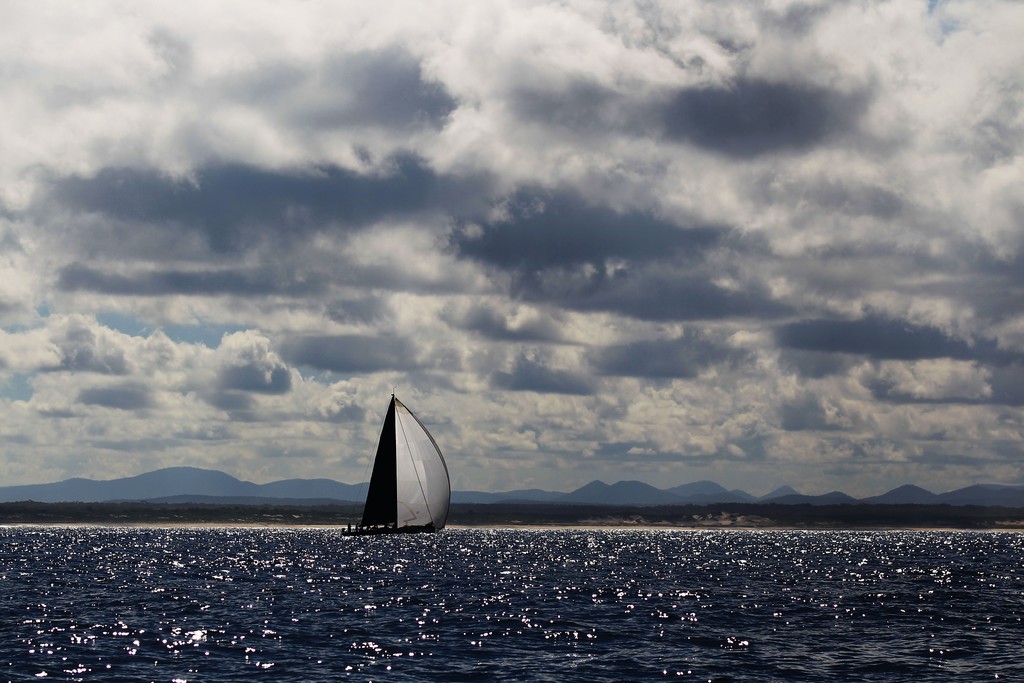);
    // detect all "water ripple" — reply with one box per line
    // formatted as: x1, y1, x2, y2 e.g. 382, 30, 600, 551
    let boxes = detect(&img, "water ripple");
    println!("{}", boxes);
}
0, 528, 1022, 681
